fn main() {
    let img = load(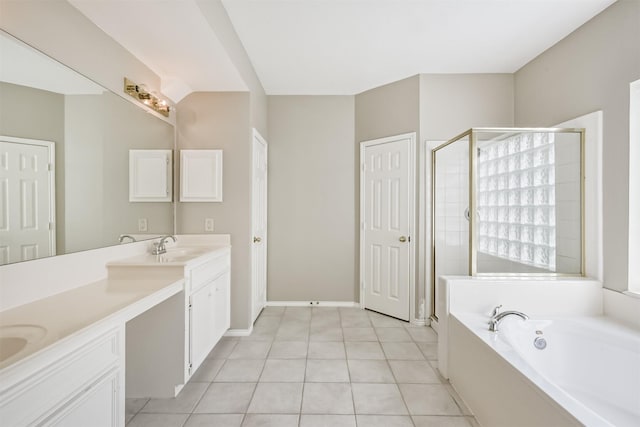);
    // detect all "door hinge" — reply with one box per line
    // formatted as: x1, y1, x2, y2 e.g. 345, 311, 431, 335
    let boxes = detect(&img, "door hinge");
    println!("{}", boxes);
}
48, 163, 53, 171
361, 163, 366, 172
48, 222, 54, 231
